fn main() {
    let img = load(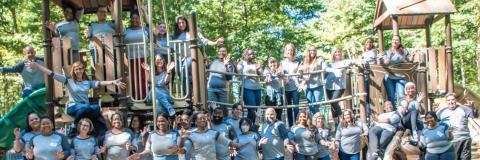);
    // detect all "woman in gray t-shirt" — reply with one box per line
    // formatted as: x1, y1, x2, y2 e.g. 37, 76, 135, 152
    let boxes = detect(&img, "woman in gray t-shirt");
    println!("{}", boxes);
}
235, 118, 260, 160
290, 110, 322, 160
67, 118, 100, 160
300, 45, 327, 114
102, 113, 135, 160
420, 112, 454, 160
25, 117, 70, 160
313, 113, 334, 160
8, 112, 41, 160
335, 110, 368, 160
46, 5, 83, 57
